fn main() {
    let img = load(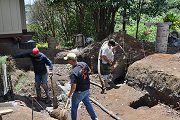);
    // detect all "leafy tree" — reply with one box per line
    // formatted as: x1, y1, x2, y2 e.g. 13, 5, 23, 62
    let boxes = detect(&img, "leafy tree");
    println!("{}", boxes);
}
47, 0, 122, 41
128, 0, 169, 39
164, 13, 180, 31
28, 0, 58, 42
